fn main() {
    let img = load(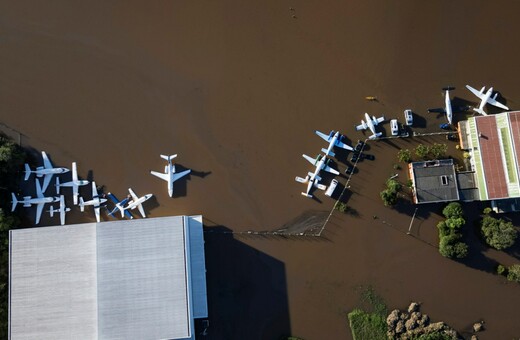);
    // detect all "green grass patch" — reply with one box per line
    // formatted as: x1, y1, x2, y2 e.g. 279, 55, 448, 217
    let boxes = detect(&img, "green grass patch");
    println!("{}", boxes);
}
347, 309, 387, 340
500, 127, 517, 183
